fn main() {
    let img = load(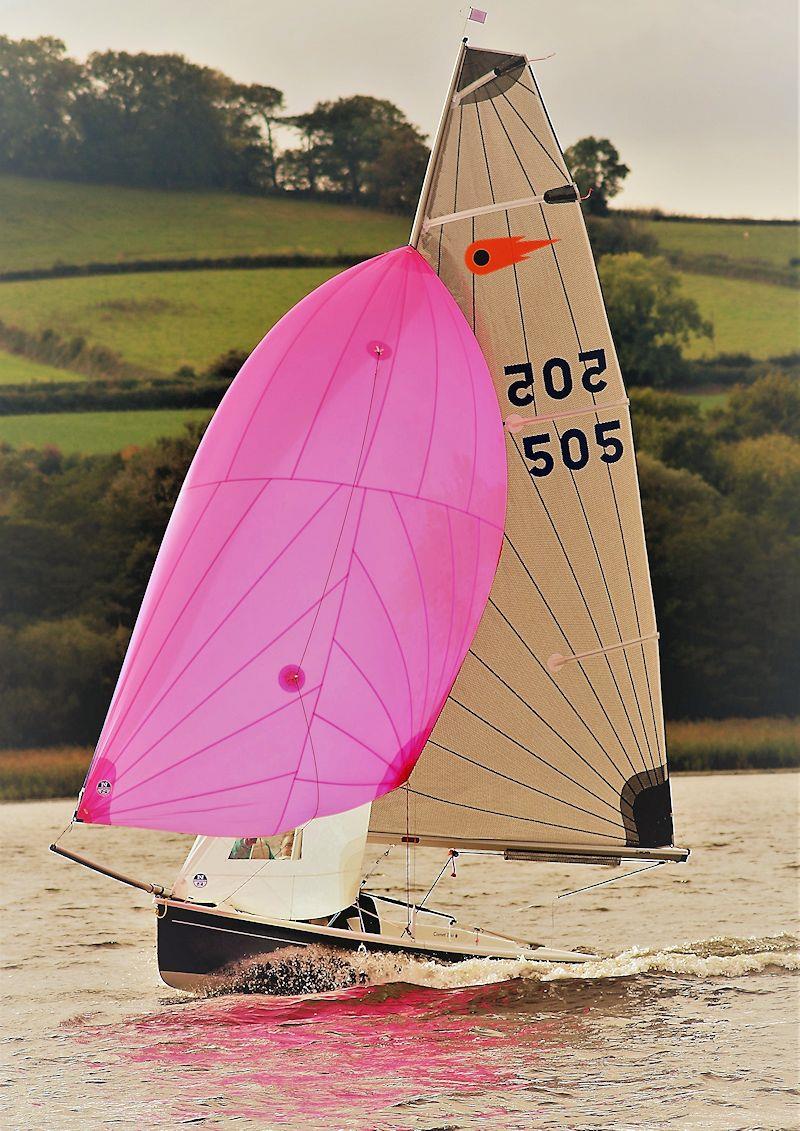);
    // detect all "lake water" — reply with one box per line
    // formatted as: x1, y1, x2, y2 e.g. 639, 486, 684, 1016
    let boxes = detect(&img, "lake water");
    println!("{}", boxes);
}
1, 772, 798, 1129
